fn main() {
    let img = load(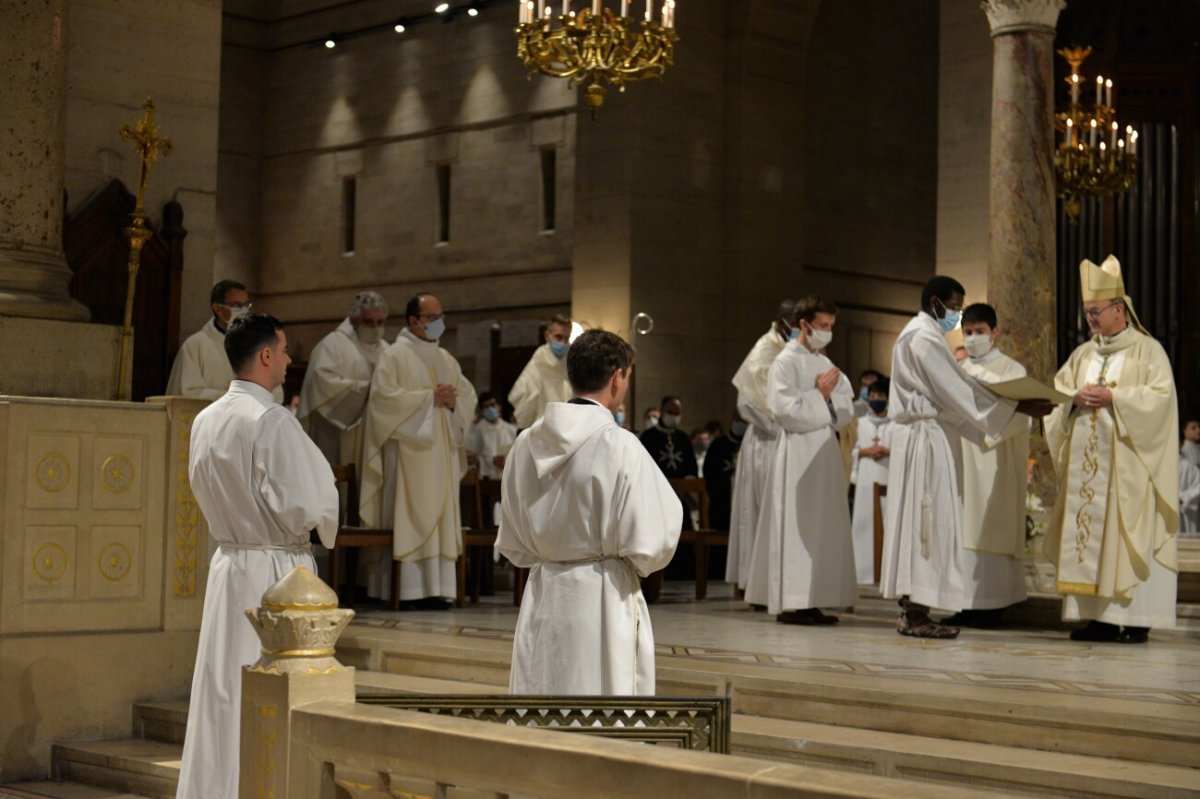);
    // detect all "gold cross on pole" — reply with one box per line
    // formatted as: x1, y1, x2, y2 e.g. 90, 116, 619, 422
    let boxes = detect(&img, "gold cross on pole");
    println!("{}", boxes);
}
114, 98, 172, 401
